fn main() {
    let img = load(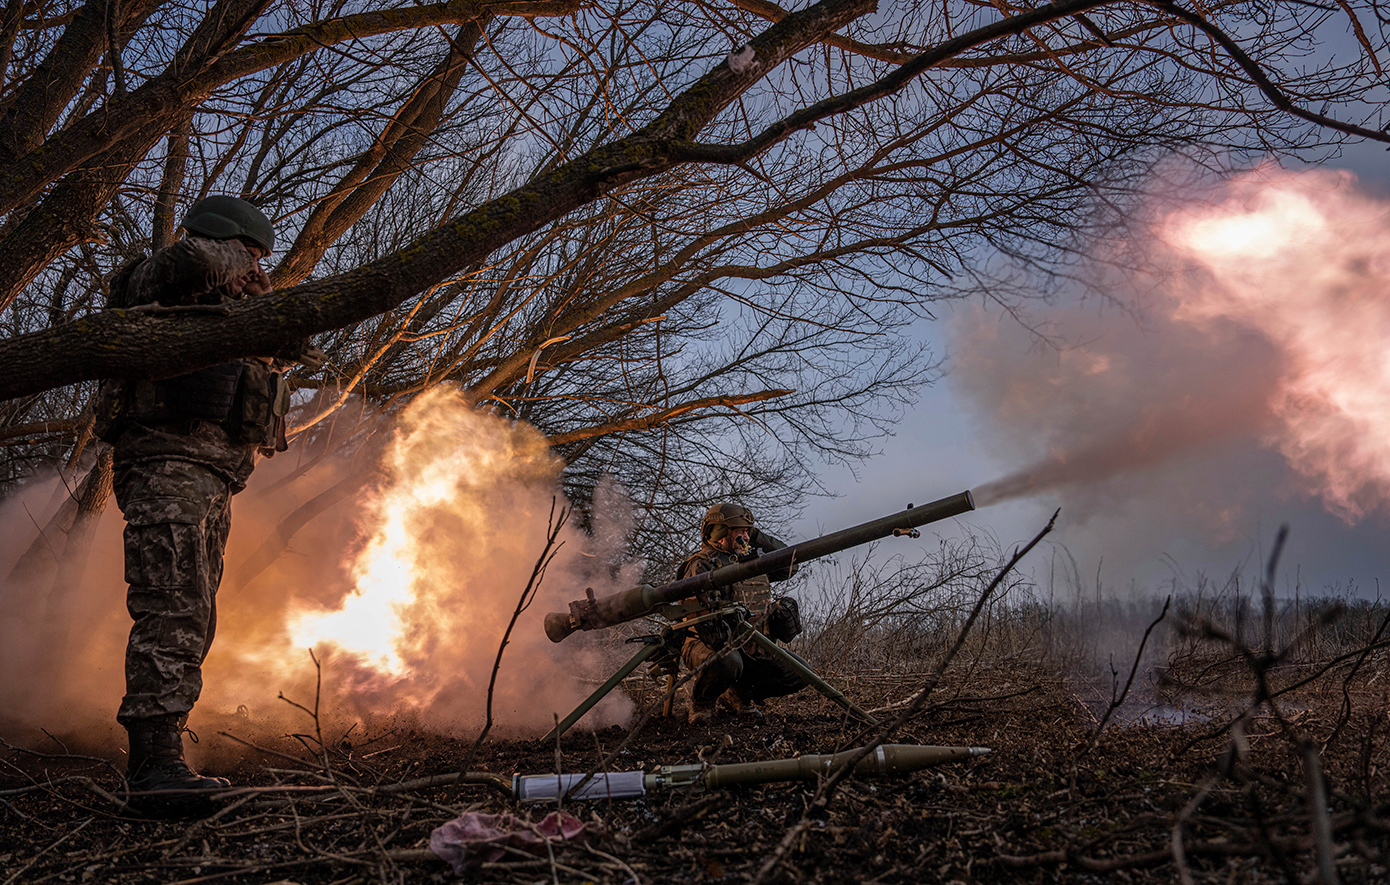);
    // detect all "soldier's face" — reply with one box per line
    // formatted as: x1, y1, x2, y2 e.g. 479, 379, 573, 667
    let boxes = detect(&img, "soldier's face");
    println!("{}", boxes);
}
232, 239, 274, 297
729, 526, 752, 554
